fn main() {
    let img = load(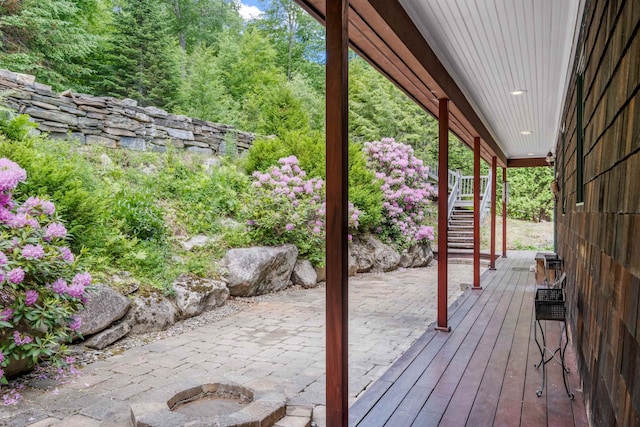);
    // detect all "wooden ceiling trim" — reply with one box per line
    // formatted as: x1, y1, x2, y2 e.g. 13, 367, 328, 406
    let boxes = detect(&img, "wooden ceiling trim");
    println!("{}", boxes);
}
349, 14, 440, 112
